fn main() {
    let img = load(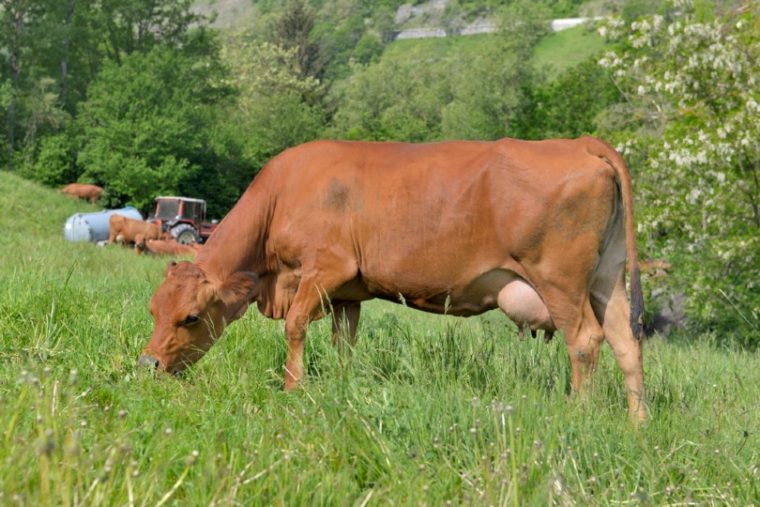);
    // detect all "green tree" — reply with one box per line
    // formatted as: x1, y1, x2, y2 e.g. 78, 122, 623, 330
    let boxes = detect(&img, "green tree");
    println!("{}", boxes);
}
94, 0, 202, 64
20, 131, 79, 186
220, 35, 326, 169
441, 1, 550, 140
25, 0, 101, 114
0, 0, 209, 181
270, 0, 325, 82
525, 58, 621, 139
75, 38, 239, 214
597, 5, 760, 344
328, 51, 451, 142
0, 0, 44, 156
